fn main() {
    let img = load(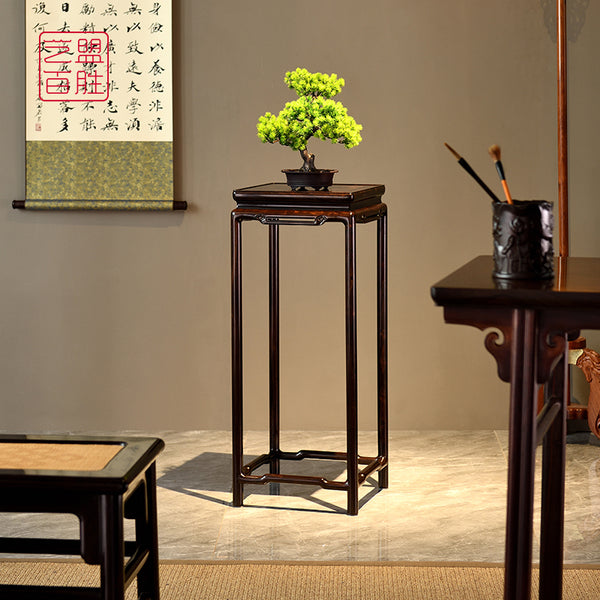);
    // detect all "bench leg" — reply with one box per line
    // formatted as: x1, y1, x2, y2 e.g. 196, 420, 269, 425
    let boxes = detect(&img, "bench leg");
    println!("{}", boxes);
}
137, 465, 161, 600
100, 494, 125, 600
